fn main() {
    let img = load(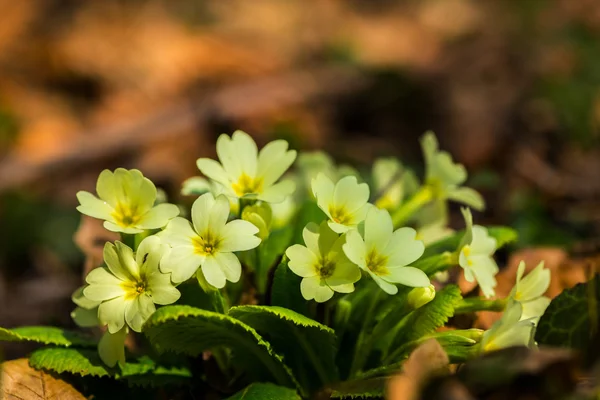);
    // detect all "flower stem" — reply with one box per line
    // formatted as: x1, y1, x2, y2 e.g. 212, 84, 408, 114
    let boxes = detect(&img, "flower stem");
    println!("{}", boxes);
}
120, 233, 137, 250
391, 185, 434, 228
349, 290, 381, 377
454, 297, 507, 314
